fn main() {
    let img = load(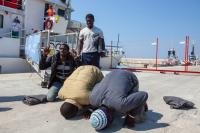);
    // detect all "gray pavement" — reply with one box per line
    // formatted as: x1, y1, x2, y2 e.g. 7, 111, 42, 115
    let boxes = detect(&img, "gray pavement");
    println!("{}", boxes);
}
0, 71, 200, 133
